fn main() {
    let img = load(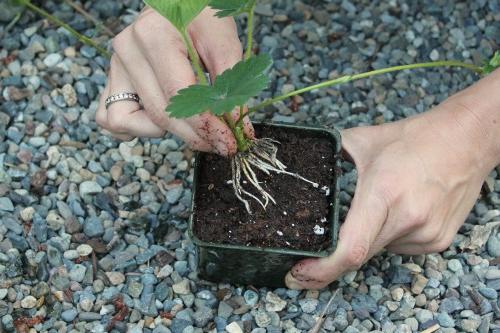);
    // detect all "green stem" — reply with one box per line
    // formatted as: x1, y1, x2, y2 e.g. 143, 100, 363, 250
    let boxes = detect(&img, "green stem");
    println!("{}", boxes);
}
245, 0, 256, 60
236, 105, 245, 129
243, 60, 483, 119
224, 113, 250, 152
5, 12, 22, 32
64, 0, 115, 37
181, 30, 208, 85
18, 0, 111, 59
